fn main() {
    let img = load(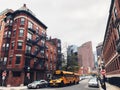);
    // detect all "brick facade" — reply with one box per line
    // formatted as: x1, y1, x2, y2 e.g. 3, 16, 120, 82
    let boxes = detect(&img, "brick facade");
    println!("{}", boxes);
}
102, 0, 120, 76
0, 4, 61, 86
